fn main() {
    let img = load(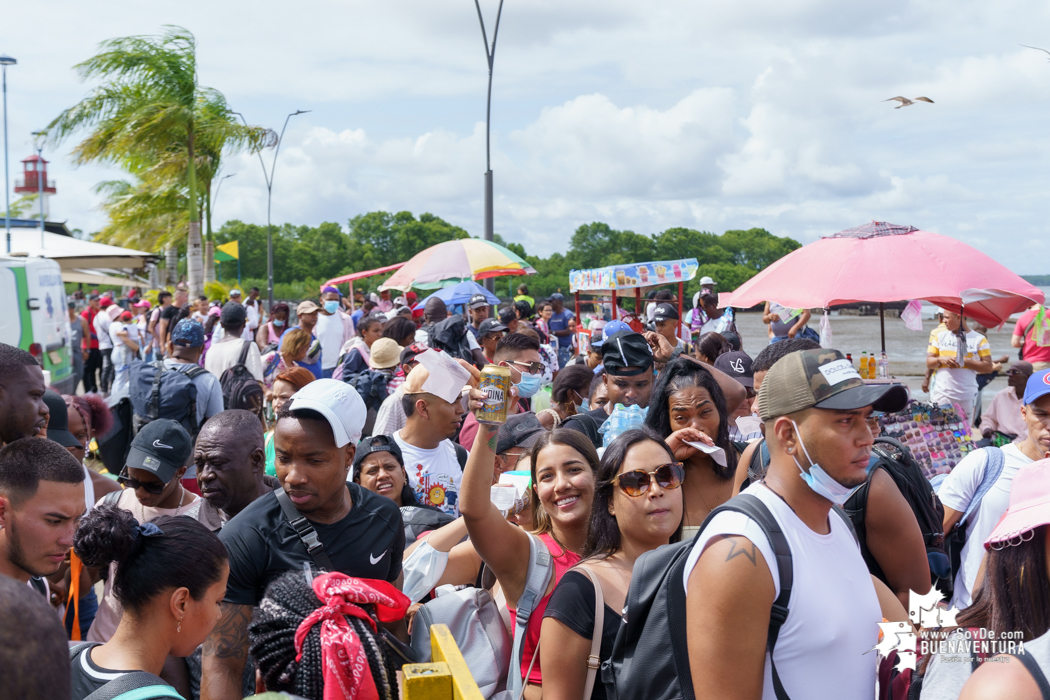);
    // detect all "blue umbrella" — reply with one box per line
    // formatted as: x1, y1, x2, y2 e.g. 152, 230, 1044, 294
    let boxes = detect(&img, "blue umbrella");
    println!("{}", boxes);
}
414, 280, 500, 310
